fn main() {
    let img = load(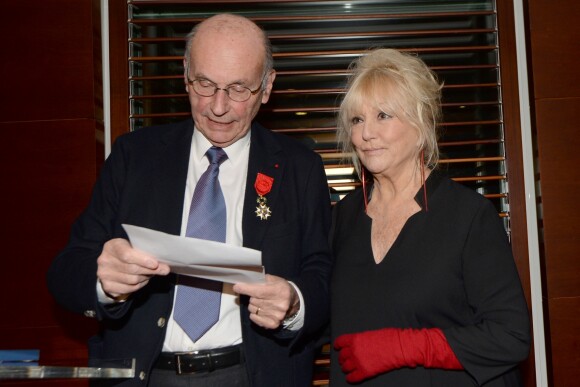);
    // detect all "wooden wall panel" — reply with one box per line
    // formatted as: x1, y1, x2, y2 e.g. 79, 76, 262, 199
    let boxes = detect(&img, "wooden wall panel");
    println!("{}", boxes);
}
0, 120, 99, 385
535, 98, 580, 298
0, 1, 101, 384
528, 0, 580, 385
527, 0, 580, 100
0, 0, 98, 121
546, 297, 580, 386
0, 120, 97, 326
